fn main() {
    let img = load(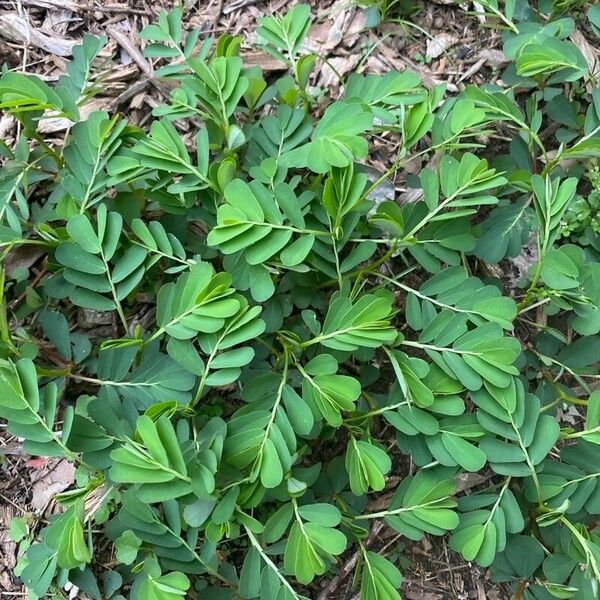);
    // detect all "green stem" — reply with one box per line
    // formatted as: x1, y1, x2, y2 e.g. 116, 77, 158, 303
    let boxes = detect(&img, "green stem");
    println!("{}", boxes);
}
344, 399, 409, 423
255, 350, 290, 460
562, 424, 600, 441
162, 519, 235, 586
32, 132, 64, 168
559, 516, 600, 584
317, 241, 400, 290
99, 249, 128, 332
509, 412, 542, 504
191, 336, 225, 407
245, 527, 301, 599
356, 496, 453, 521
